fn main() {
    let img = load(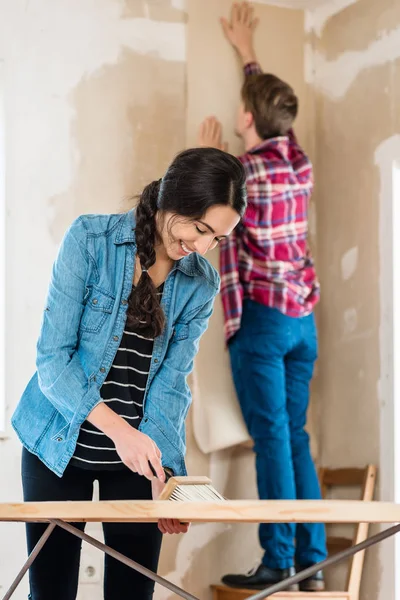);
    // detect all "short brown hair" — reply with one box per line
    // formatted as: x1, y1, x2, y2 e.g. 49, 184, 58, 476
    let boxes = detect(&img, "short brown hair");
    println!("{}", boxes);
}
241, 73, 298, 139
